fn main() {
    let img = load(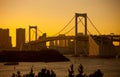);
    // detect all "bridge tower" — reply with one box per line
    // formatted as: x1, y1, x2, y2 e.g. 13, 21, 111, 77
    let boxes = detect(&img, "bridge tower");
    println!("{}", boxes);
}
75, 13, 87, 56
75, 13, 87, 36
29, 26, 37, 42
